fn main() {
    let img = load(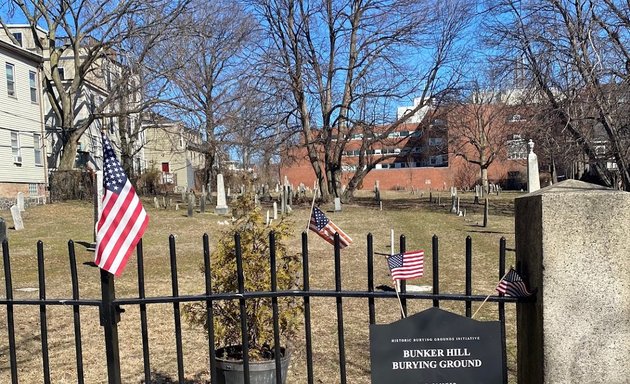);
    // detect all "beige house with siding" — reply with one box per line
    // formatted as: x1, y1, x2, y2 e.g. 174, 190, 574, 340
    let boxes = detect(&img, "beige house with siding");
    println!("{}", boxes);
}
142, 116, 204, 192
0, 39, 47, 202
